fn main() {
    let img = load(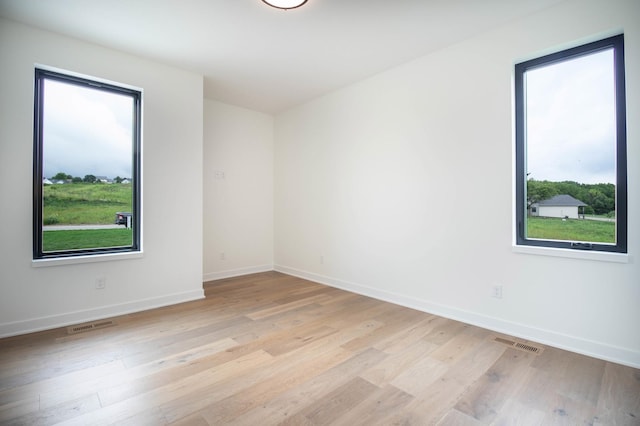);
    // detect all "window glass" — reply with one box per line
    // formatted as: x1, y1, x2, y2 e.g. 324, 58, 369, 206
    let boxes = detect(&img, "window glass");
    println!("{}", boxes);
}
34, 69, 141, 259
515, 35, 626, 253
